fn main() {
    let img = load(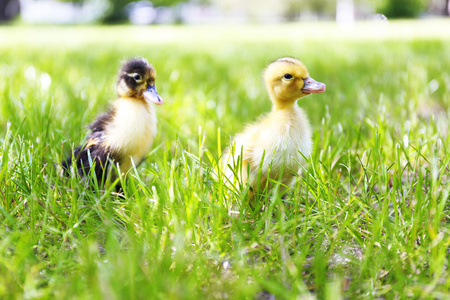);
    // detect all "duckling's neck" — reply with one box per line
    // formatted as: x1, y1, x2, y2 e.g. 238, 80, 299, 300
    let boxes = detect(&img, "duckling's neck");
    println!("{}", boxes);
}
118, 94, 146, 104
271, 99, 297, 112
